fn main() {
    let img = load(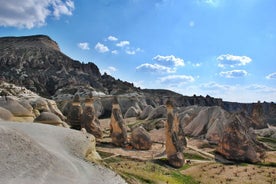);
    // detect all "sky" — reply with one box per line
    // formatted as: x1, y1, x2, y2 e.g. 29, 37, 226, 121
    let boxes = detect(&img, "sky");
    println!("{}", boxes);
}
0, 0, 275, 103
